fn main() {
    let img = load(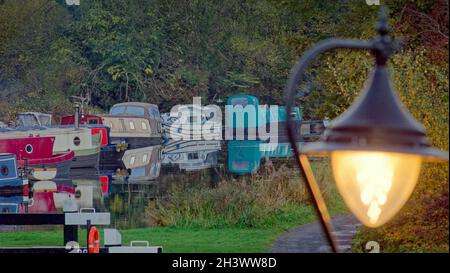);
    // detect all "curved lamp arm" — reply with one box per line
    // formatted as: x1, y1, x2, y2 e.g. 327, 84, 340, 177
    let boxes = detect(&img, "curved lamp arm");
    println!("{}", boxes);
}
285, 38, 374, 158
284, 39, 374, 253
